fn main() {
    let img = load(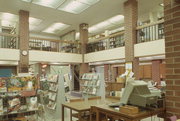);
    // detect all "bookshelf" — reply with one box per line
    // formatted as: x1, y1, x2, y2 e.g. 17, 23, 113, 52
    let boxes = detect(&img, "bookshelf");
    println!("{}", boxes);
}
0, 76, 38, 120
